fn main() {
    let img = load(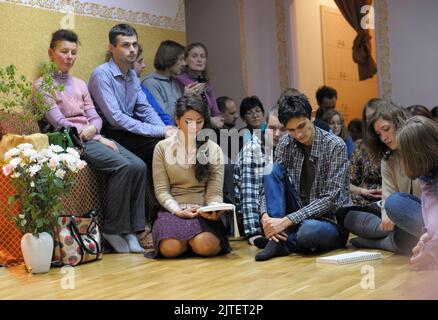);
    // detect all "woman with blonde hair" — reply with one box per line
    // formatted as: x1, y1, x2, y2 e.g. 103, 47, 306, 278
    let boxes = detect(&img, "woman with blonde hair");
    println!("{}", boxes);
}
397, 116, 438, 270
